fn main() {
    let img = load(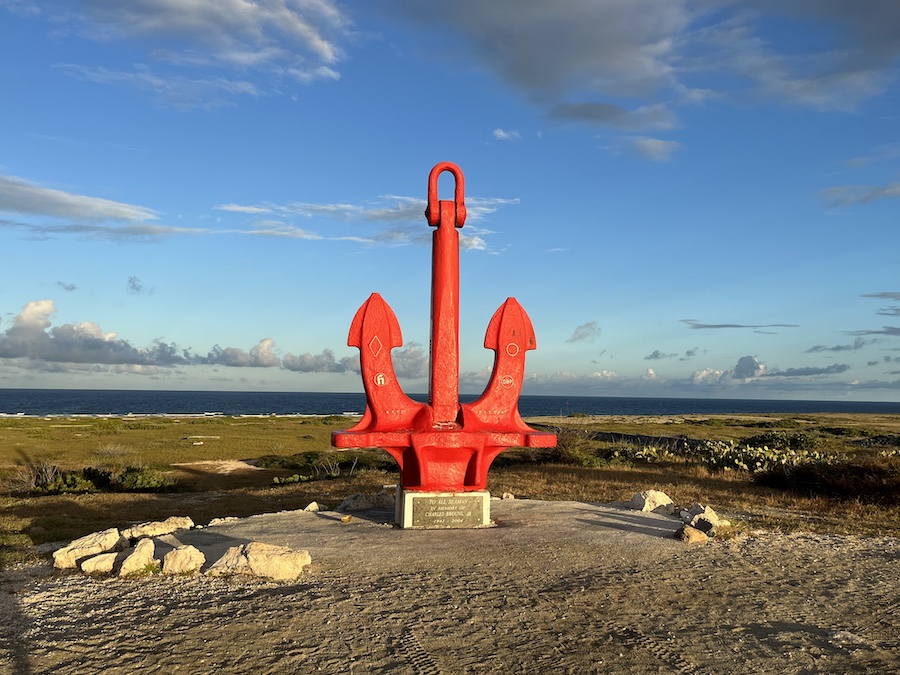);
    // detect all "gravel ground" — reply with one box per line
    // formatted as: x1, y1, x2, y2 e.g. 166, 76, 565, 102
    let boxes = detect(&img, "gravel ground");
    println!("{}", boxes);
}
1, 499, 898, 674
